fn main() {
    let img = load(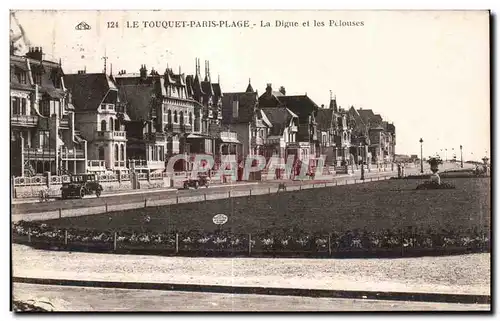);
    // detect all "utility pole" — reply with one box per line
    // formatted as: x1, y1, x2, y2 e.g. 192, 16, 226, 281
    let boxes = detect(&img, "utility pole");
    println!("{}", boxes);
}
460, 145, 463, 168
